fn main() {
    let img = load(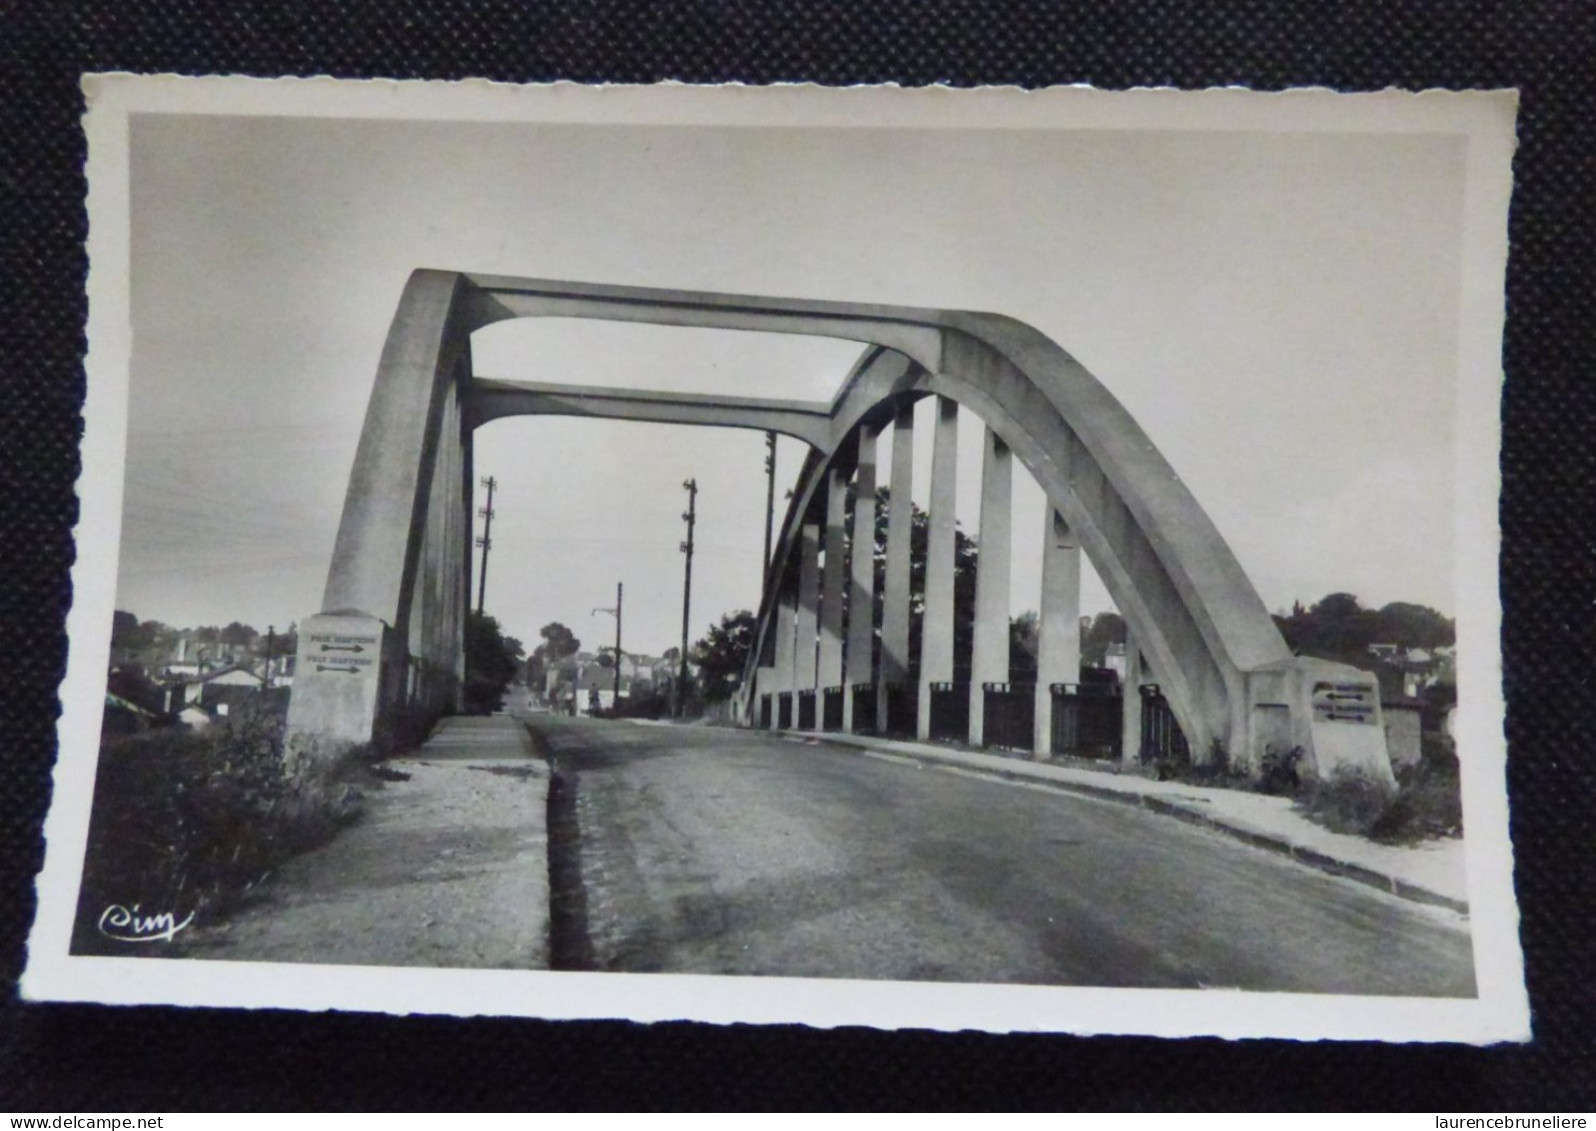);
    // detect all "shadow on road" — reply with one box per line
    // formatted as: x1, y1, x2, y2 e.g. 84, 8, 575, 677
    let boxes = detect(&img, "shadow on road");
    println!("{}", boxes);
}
544, 755, 596, 971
